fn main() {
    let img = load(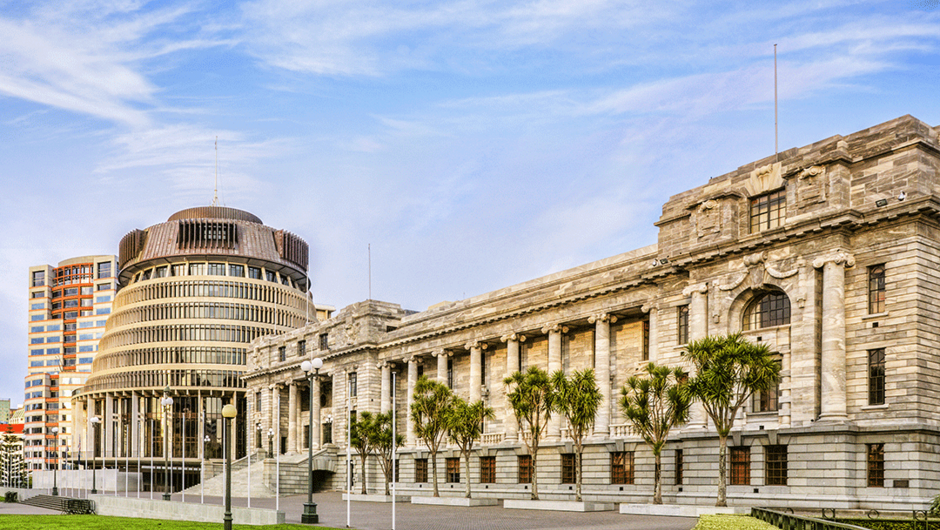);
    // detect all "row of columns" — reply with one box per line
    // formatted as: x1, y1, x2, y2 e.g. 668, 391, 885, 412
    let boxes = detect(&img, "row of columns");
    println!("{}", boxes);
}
264, 250, 852, 454
78, 391, 237, 461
